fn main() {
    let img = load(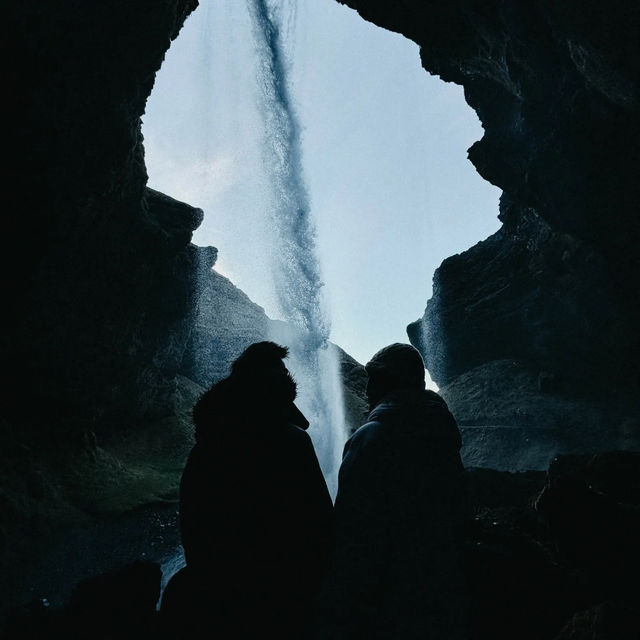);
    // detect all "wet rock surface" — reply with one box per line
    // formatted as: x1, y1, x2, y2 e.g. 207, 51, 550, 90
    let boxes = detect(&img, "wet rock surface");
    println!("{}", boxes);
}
447, 360, 640, 470
3, 560, 163, 640
462, 451, 640, 639
0, 502, 180, 626
335, 0, 640, 453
